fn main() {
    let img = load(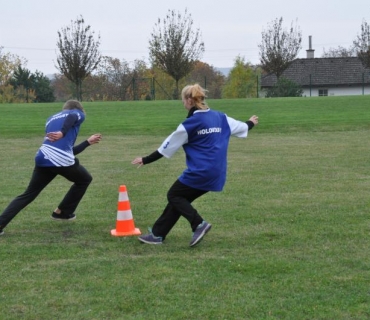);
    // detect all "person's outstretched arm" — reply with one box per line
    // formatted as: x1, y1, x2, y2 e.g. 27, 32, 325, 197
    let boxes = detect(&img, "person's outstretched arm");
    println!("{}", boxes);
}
132, 151, 163, 168
73, 133, 102, 155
